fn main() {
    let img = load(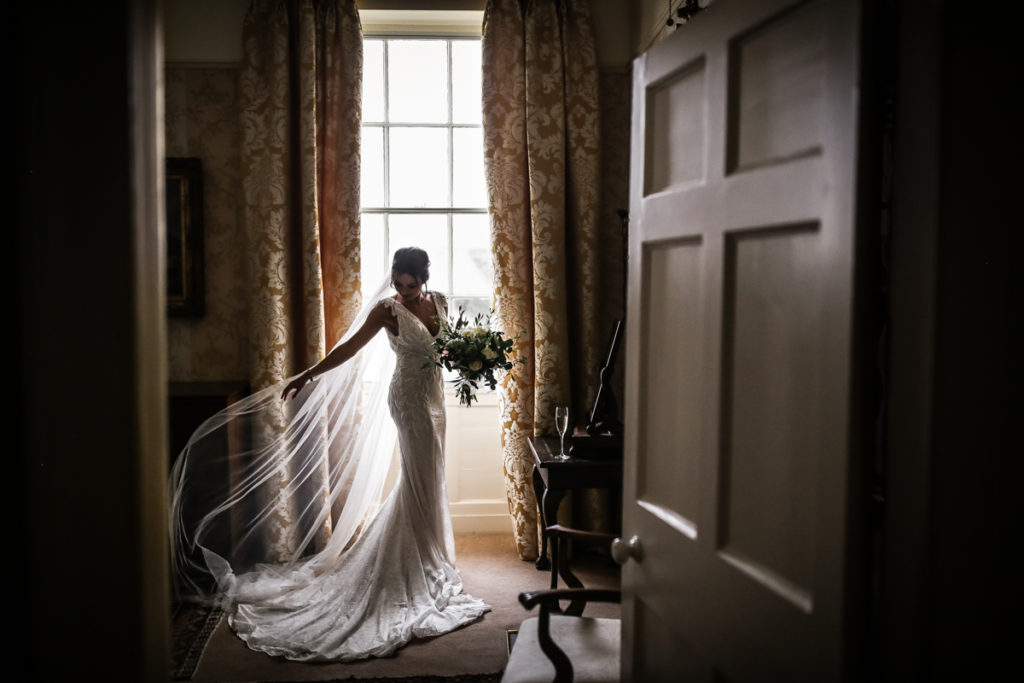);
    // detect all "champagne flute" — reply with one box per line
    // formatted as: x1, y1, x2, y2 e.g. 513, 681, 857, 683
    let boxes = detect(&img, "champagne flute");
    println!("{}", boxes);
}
555, 406, 570, 460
